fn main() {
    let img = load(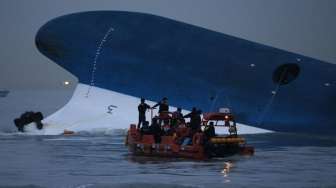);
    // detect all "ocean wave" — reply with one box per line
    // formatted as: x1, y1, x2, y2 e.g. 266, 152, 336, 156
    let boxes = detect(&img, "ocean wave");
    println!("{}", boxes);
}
0, 185, 45, 188
0, 127, 128, 137
74, 183, 201, 188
